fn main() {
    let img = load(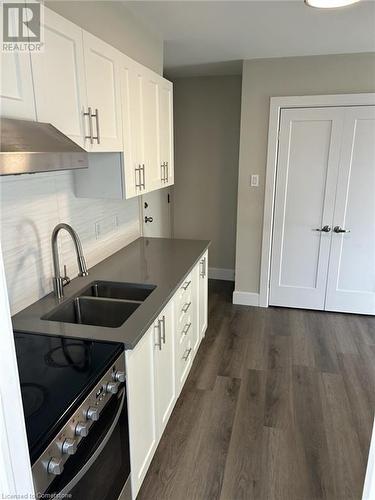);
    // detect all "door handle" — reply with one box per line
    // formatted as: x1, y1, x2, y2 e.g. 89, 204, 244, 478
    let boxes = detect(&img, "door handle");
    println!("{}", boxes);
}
144, 216, 153, 223
84, 107, 94, 144
314, 225, 331, 232
154, 322, 162, 351
92, 108, 100, 144
333, 225, 350, 233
